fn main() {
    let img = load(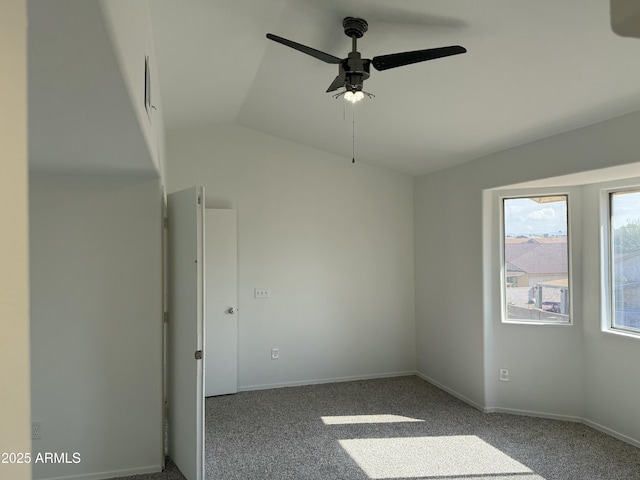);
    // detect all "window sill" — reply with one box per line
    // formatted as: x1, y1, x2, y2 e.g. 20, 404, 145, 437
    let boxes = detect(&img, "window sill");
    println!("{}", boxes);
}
503, 319, 572, 326
602, 327, 640, 340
